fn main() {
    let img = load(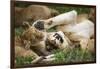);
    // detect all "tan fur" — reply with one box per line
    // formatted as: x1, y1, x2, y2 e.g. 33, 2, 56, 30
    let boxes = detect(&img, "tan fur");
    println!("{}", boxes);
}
89, 8, 96, 23
15, 5, 59, 27
77, 8, 95, 23
21, 26, 45, 45
46, 31, 72, 51
87, 39, 95, 53
15, 7, 23, 27
77, 14, 89, 23
56, 19, 94, 53
15, 39, 52, 64
15, 46, 39, 58
15, 36, 39, 62
80, 38, 95, 53
15, 24, 51, 56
